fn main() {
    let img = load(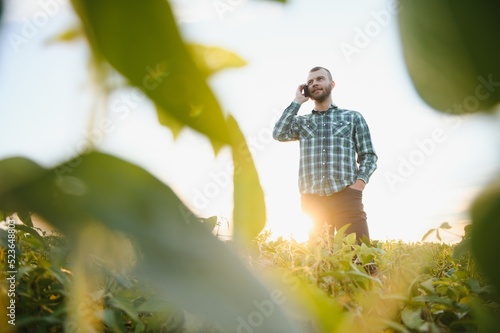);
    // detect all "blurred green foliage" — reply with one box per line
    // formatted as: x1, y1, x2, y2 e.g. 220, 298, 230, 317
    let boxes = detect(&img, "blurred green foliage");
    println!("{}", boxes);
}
2, 221, 499, 332
255, 229, 500, 332
397, 1, 500, 316
0, 152, 296, 332
0, 0, 280, 330
70, 0, 266, 244
398, 0, 500, 114
1, 0, 499, 332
